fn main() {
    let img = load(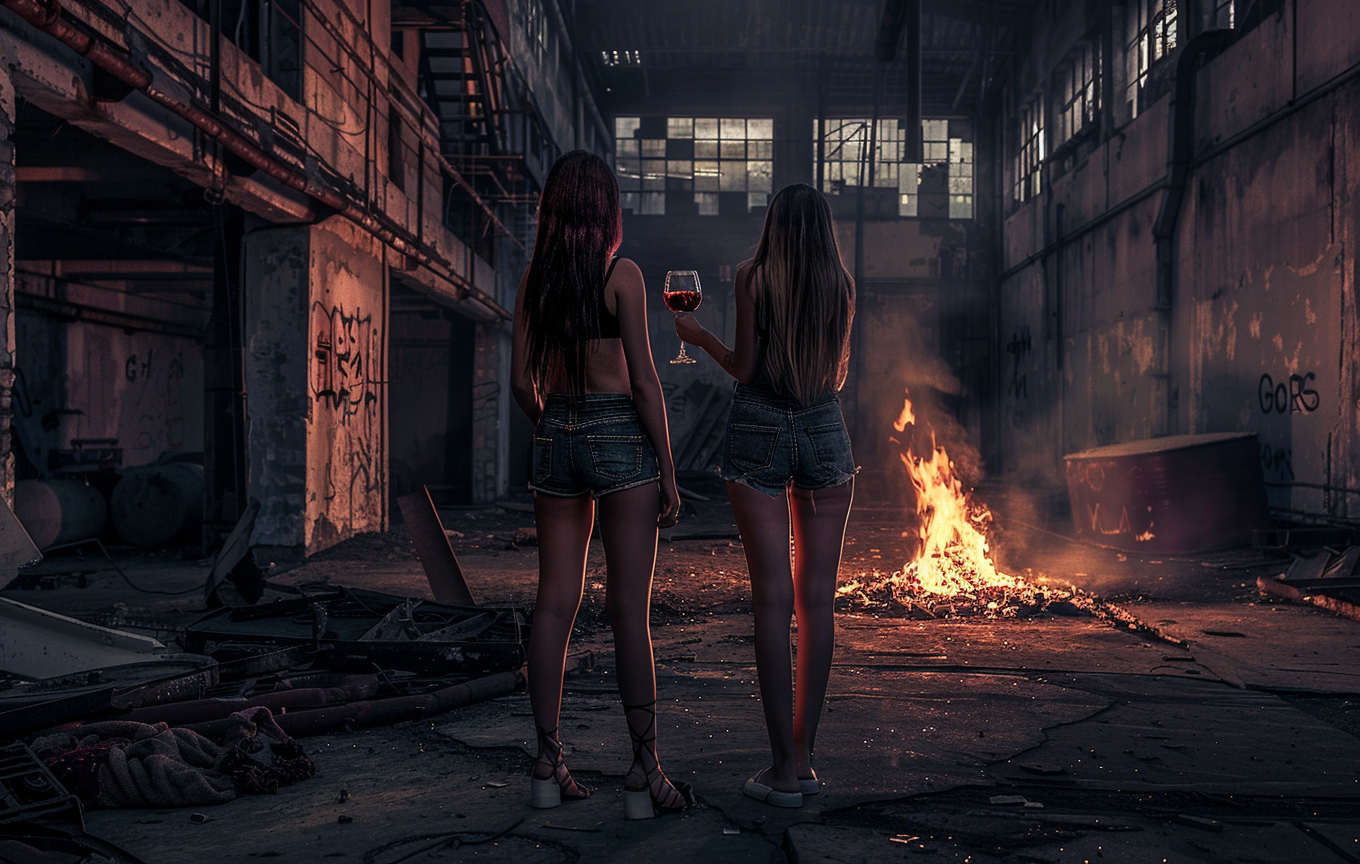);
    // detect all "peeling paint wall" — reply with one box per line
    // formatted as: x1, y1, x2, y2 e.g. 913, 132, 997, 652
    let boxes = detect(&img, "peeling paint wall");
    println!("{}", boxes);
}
305, 220, 387, 553
998, 2, 1360, 519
